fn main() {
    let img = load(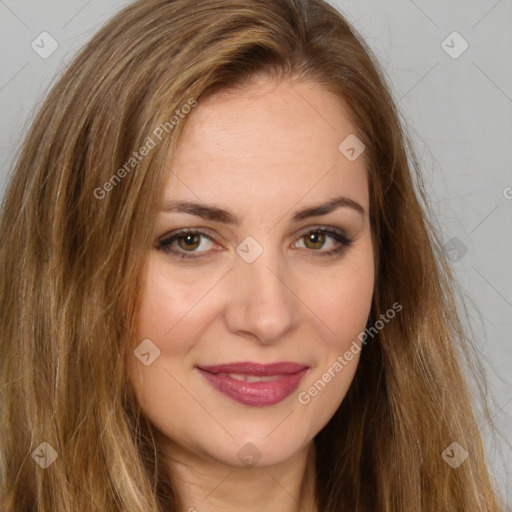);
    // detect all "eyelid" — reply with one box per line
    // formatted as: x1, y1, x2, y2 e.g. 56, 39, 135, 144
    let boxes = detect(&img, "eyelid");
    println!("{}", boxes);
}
295, 224, 348, 239
156, 226, 217, 244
